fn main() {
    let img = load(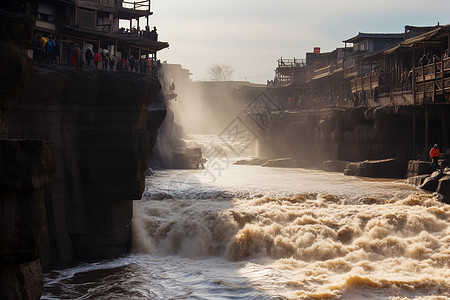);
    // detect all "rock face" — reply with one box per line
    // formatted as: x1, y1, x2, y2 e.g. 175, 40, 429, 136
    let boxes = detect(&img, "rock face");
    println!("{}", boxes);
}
258, 107, 416, 170
1, 63, 163, 264
149, 101, 203, 170
262, 158, 312, 168
0, 139, 56, 300
343, 158, 407, 178
437, 176, 450, 204
407, 160, 433, 177
1, 7, 164, 289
